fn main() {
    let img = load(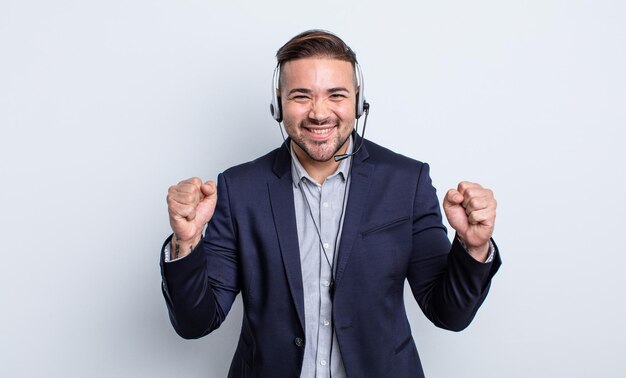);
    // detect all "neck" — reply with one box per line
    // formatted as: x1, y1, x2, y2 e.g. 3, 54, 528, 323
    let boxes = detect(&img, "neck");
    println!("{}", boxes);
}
292, 141, 350, 185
